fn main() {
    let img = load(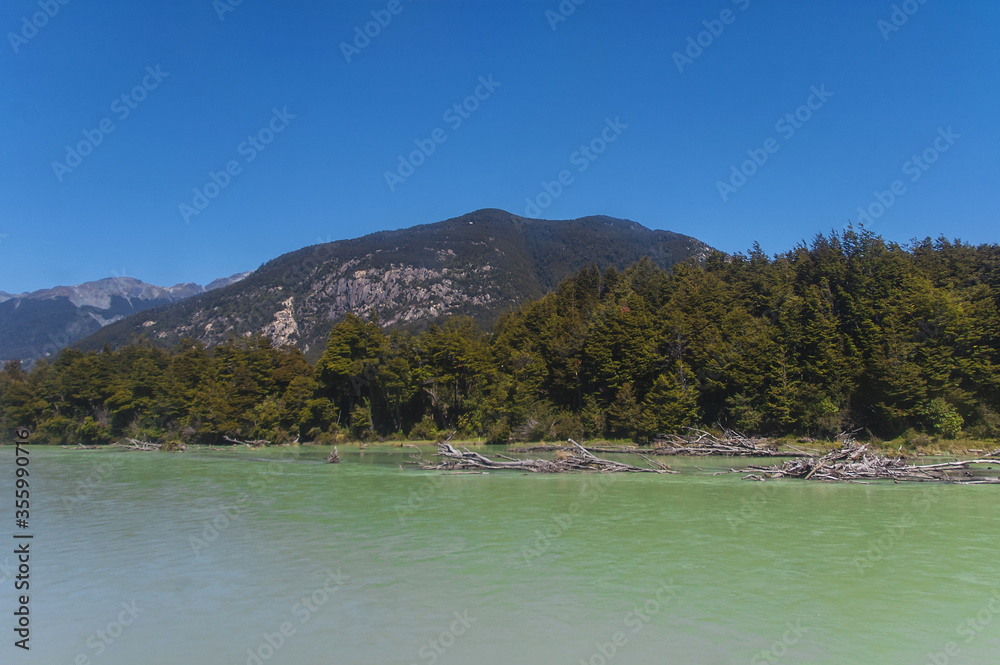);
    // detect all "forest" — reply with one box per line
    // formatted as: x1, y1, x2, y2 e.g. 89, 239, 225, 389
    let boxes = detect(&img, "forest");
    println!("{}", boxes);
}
2, 228, 999, 446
